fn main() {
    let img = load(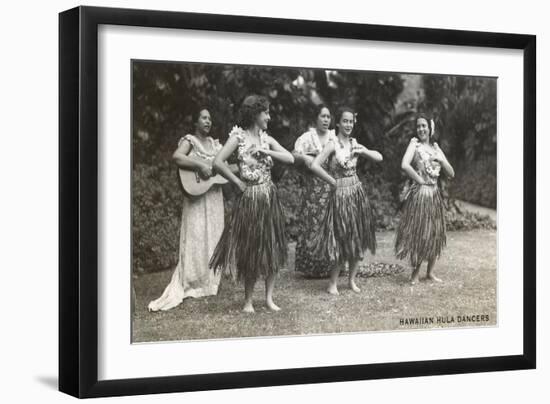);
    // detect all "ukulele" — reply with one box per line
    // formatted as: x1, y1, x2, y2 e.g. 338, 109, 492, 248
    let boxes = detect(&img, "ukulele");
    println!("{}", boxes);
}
178, 164, 238, 196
